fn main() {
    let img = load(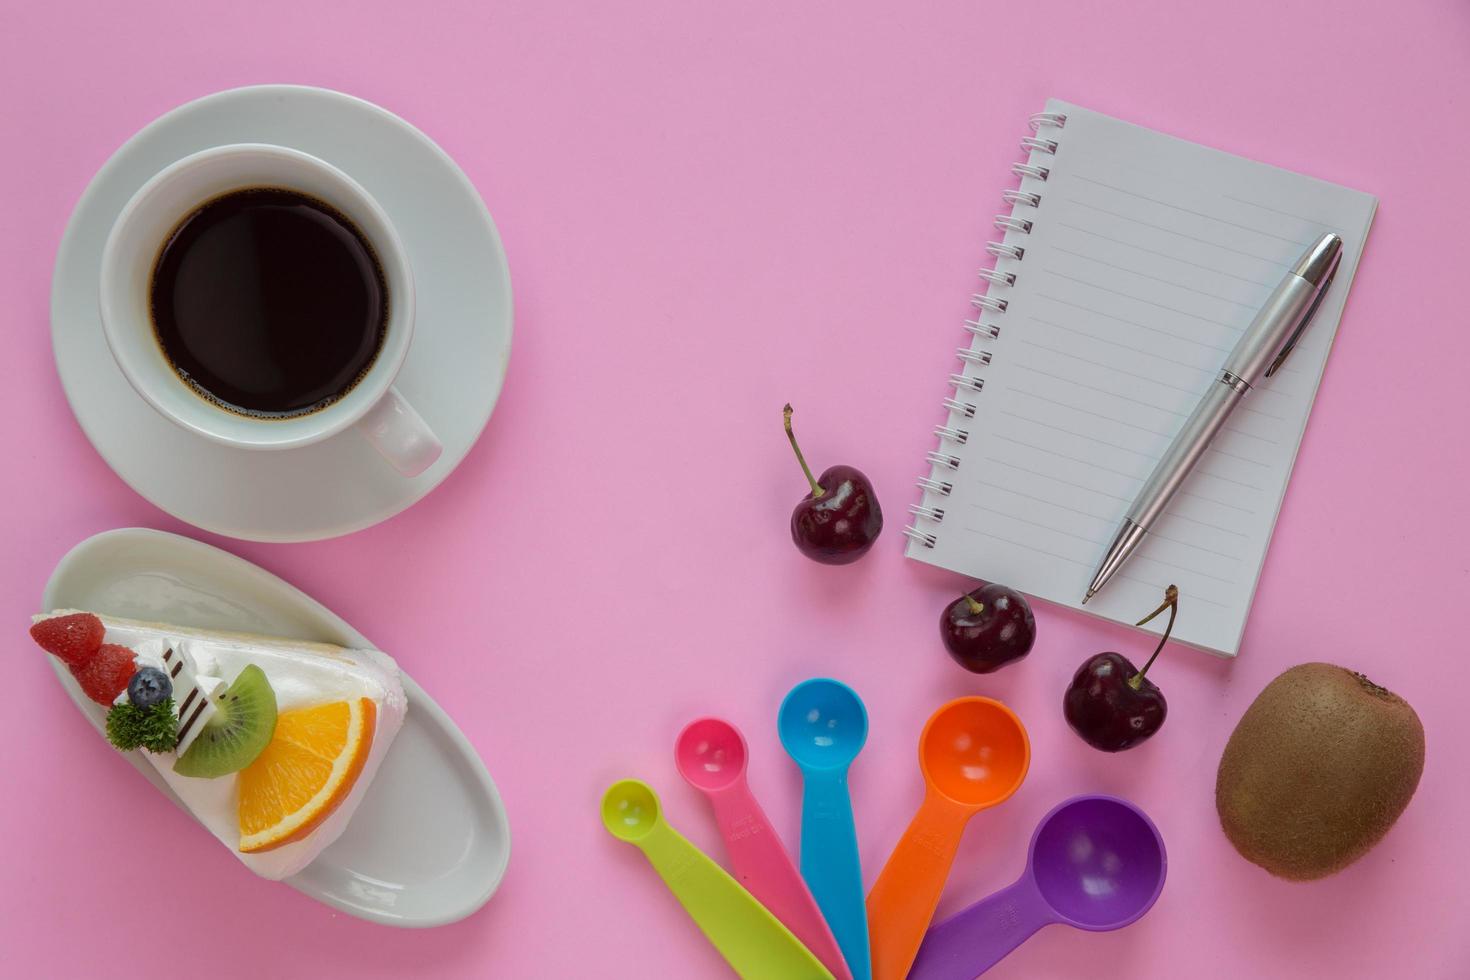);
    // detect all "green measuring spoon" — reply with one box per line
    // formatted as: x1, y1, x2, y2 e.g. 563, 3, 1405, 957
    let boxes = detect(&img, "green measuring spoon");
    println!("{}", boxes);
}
602, 779, 835, 980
